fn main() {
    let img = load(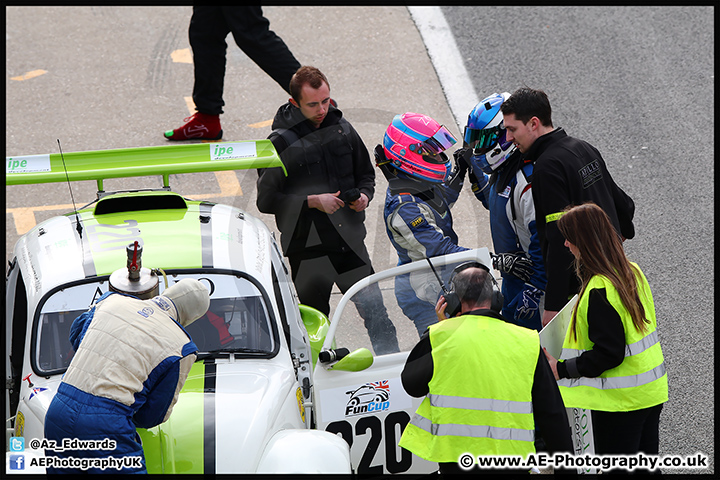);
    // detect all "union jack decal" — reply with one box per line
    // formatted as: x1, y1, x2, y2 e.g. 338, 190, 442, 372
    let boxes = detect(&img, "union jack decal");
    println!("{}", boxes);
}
370, 380, 390, 392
